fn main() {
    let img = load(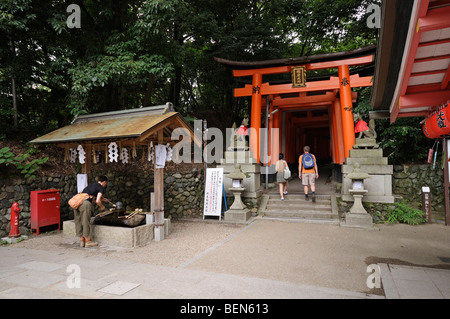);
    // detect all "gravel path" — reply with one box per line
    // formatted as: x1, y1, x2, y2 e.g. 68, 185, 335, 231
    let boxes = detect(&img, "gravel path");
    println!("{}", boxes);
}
10, 220, 245, 268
